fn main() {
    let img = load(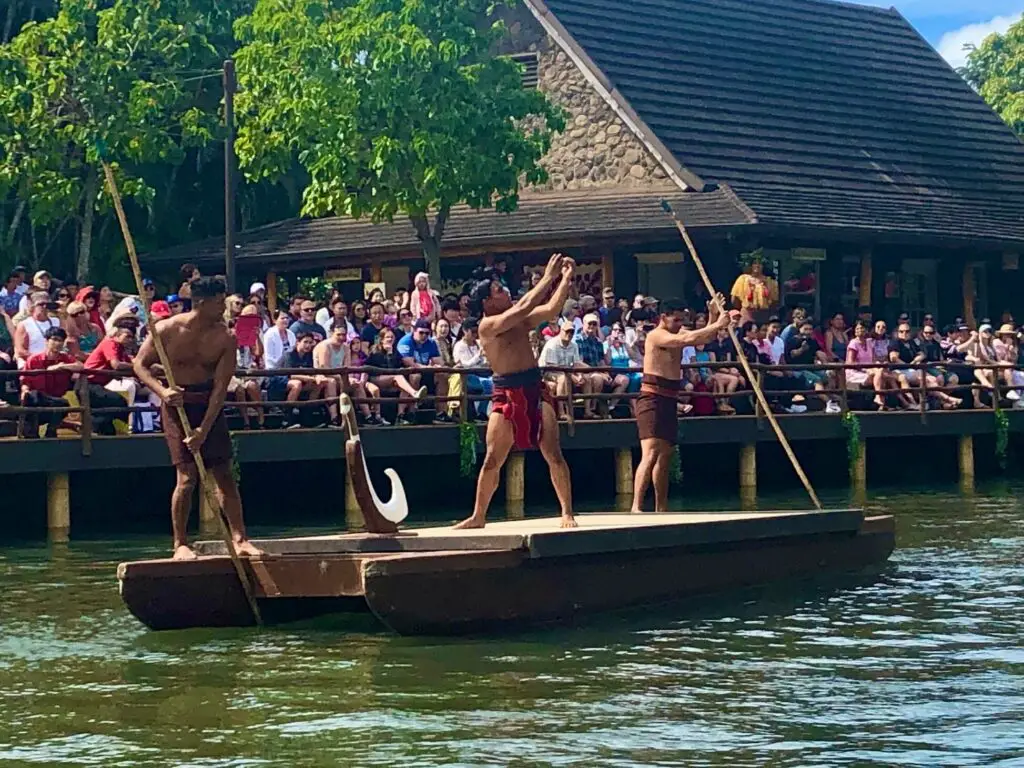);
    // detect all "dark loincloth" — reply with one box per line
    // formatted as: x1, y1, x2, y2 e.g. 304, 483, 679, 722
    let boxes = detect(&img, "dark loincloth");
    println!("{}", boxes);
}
636, 374, 681, 443
162, 381, 232, 469
492, 368, 553, 451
